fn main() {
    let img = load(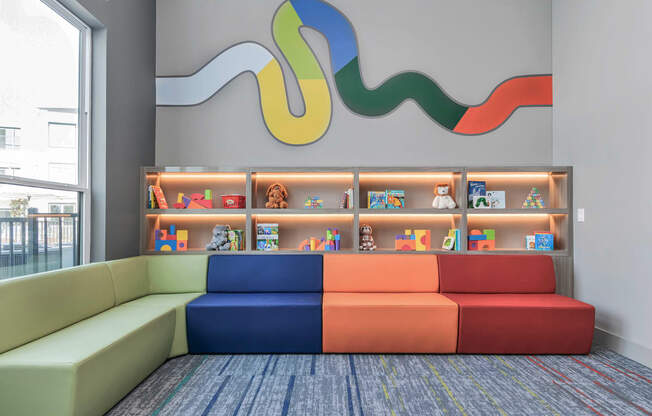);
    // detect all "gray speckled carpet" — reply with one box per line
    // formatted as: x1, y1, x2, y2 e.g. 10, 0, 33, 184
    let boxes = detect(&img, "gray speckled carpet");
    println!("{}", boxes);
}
107, 347, 652, 416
